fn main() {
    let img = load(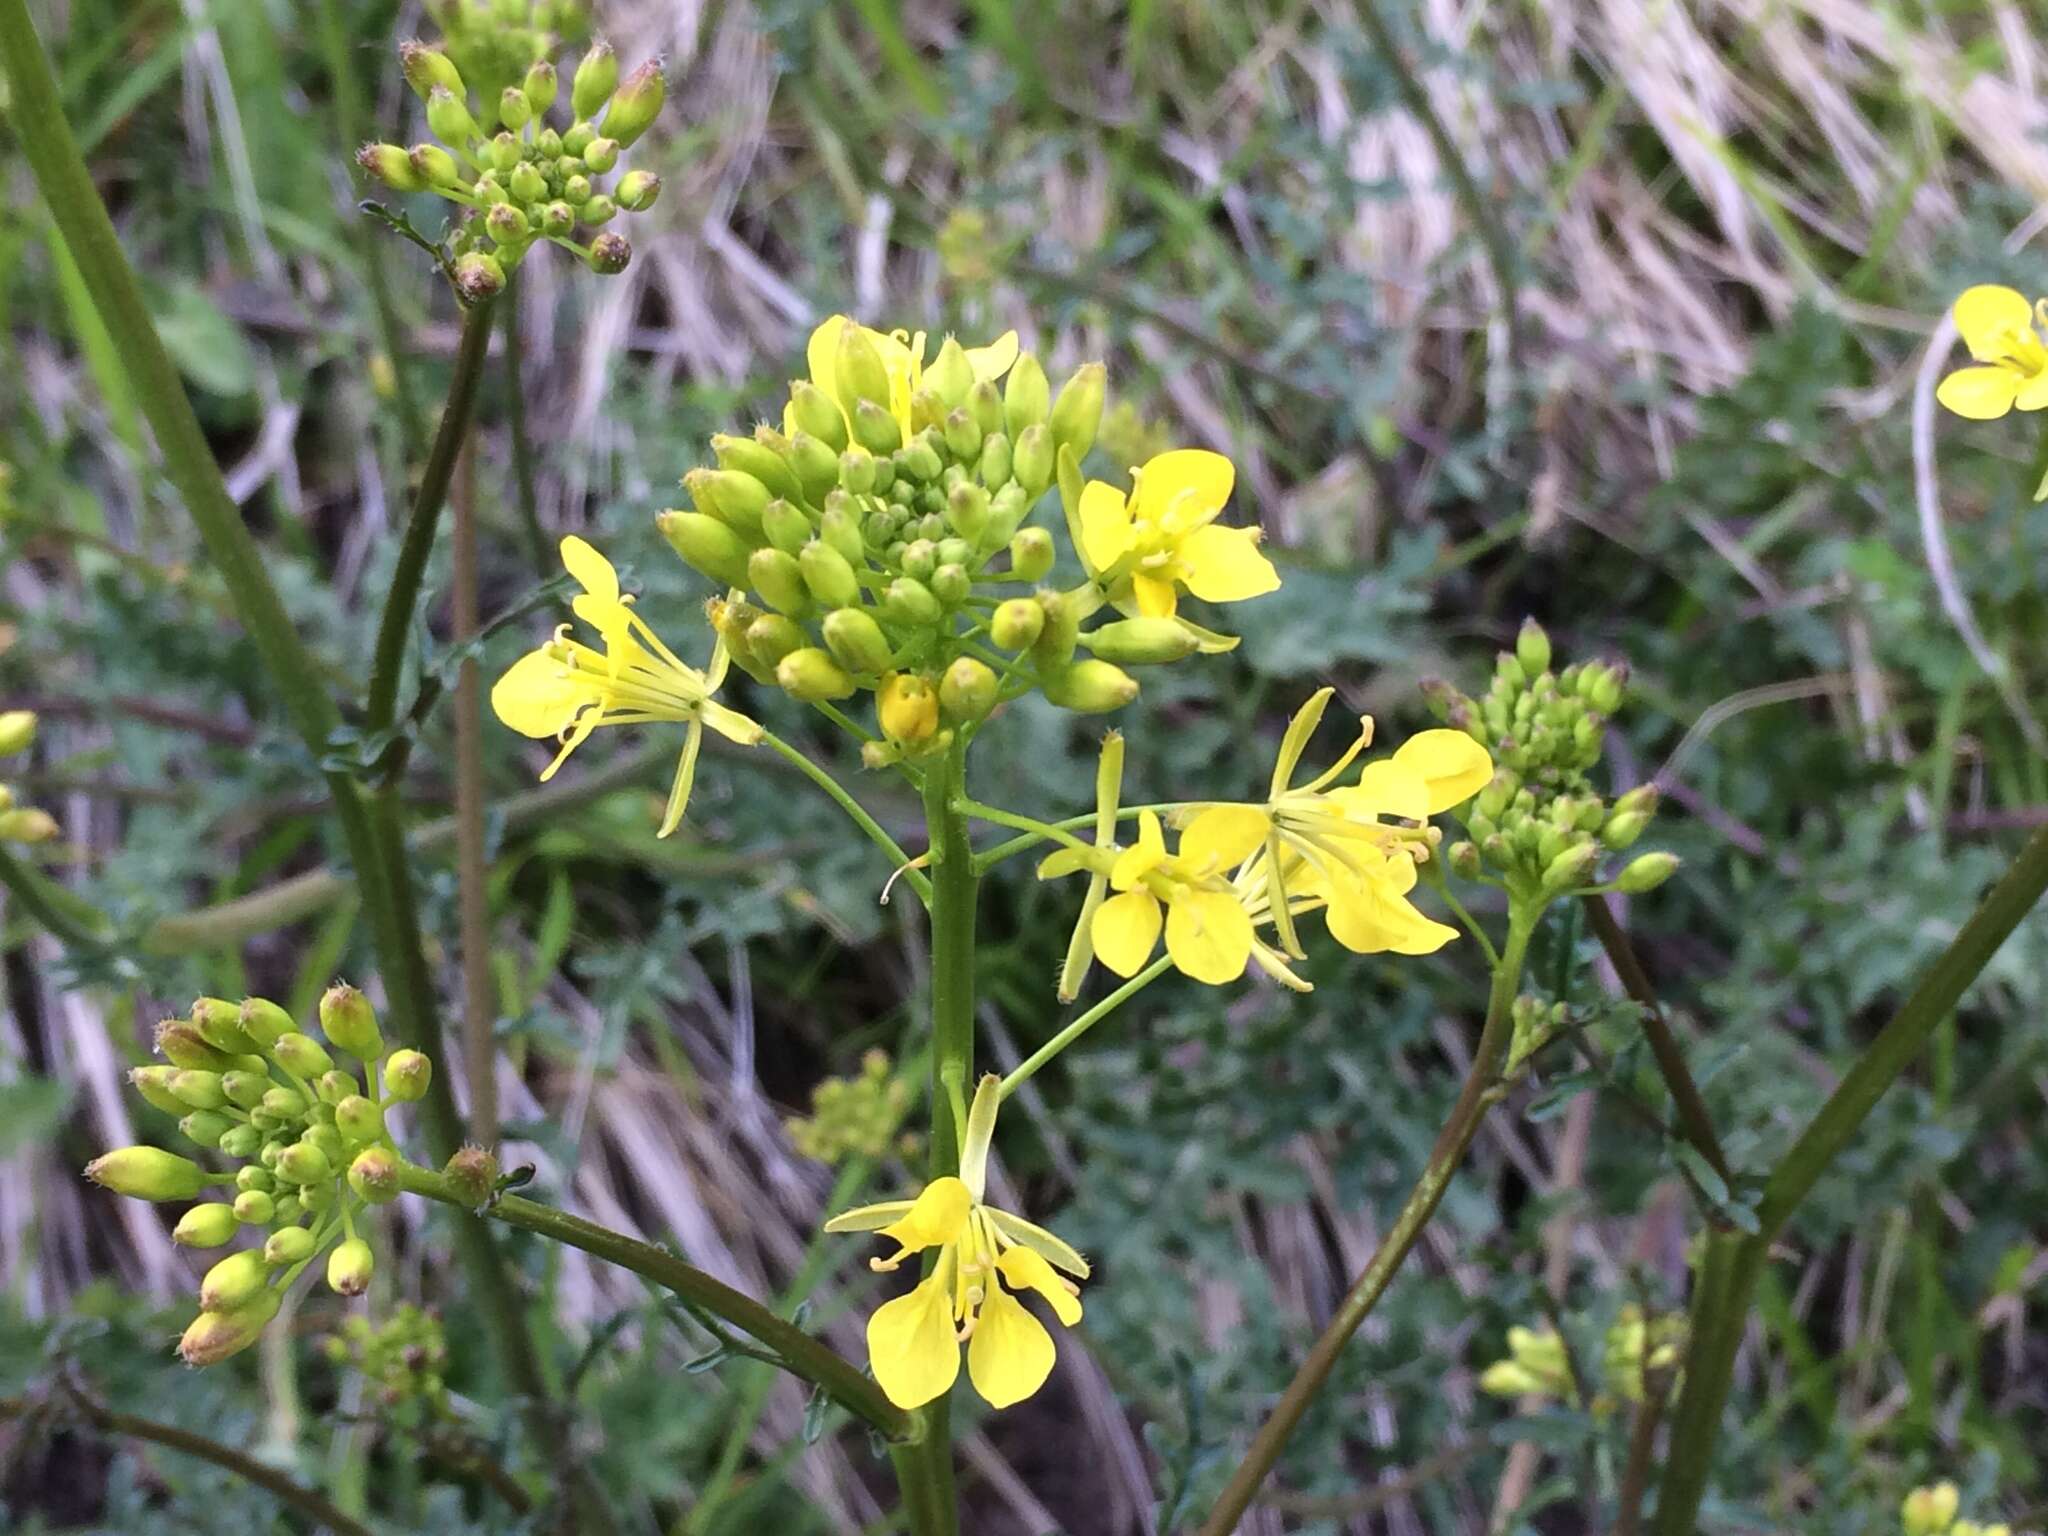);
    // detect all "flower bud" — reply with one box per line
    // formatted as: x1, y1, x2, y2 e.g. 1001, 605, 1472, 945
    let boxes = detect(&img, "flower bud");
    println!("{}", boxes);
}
1448, 840, 1482, 879
875, 673, 940, 744
232, 1189, 275, 1225
173, 1203, 240, 1248
399, 40, 464, 101
357, 142, 425, 192
156, 1020, 233, 1072
586, 231, 632, 274
698, 465, 776, 539
1515, 619, 1552, 677
259, 1085, 306, 1120
744, 614, 805, 667
1601, 810, 1649, 851
578, 133, 618, 174
263, 1226, 317, 1267
823, 608, 895, 675
237, 997, 293, 1049
976, 431, 1013, 491
190, 997, 258, 1055
1083, 617, 1199, 665
426, 86, 480, 148
776, 647, 855, 702
384, 1050, 433, 1103
930, 563, 970, 605
130, 1066, 188, 1117
221, 1124, 265, 1158
1539, 841, 1600, 897
563, 121, 596, 157
658, 510, 753, 588
1012, 423, 1053, 497
328, 1237, 375, 1297
603, 60, 664, 145
540, 200, 575, 236
897, 432, 944, 482
1008, 527, 1054, 583
179, 1112, 233, 1149
580, 193, 618, 225
969, 377, 1005, 438
409, 142, 463, 188
179, 1289, 281, 1367
335, 1096, 386, 1146
817, 501, 864, 564
1043, 659, 1139, 714
945, 481, 990, 541
760, 498, 812, 555
1004, 353, 1050, 437
783, 433, 837, 506
317, 984, 382, 1061
348, 1146, 401, 1204
798, 540, 862, 609
940, 656, 998, 721
87, 1146, 214, 1202
201, 1249, 273, 1311
485, 201, 530, 246
235, 1165, 272, 1194
571, 40, 618, 120
445, 1144, 500, 1208
271, 1032, 334, 1078
784, 379, 848, 453
883, 577, 942, 628
169, 1070, 228, 1112
523, 59, 559, 114
1902, 1484, 1960, 1536
986, 597, 1043, 651
275, 1141, 331, 1185
836, 325, 893, 413
615, 169, 662, 211
1049, 363, 1106, 463
0, 807, 58, 842
744, 548, 807, 616
1615, 851, 1679, 894
454, 251, 507, 304
851, 398, 903, 456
